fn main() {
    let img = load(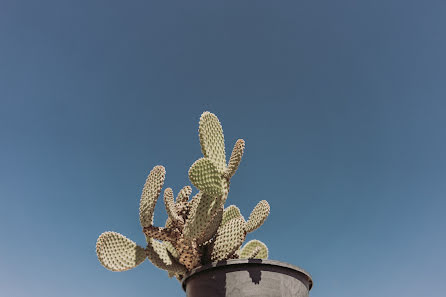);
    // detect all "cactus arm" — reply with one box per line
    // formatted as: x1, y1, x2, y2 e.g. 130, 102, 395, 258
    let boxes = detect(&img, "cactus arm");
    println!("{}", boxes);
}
145, 238, 187, 274
183, 192, 223, 242
164, 217, 174, 229
183, 191, 206, 240
239, 239, 269, 259
139, 166, 166, 228
198, 112, 226, 174
245, 200, 270, 233
210, 216, 246, 261
164, 241, 180, 259
185, 155, 229, 242
176, 238, 201, 270
143, 225, 177, 242
96, 231, 146, 272
247, 246, 261, 258
175, 186, 192, 221
221, 205, 242, 226
188, 158, 223, 197
225, 139, 245, 179
164, 188, 184, 225
196, 205, 224, 245
175, 186, 192, 204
